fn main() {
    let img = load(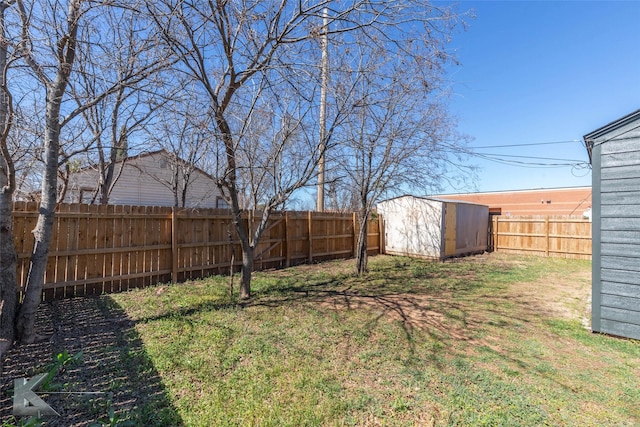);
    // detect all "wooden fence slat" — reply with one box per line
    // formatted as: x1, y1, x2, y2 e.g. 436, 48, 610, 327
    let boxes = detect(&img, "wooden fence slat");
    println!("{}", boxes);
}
545, 216, 550, 256
135, 205, 146, 287
308, 211, 313, 263
493, 215, 591, 260
172, 207, 178, 283
13, 203, 380, 301
283, 214, 291, 265
113, 205, 124, 293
